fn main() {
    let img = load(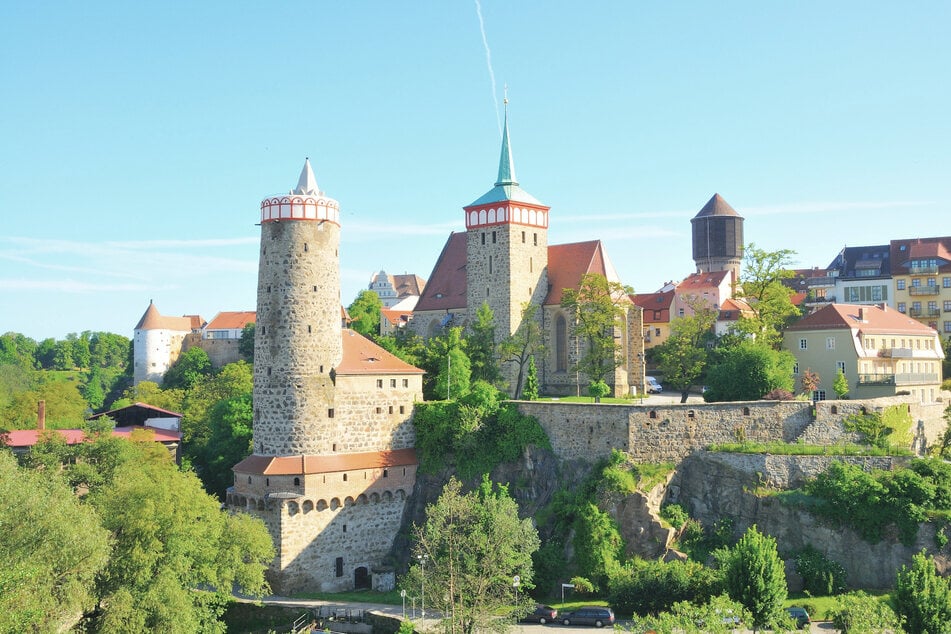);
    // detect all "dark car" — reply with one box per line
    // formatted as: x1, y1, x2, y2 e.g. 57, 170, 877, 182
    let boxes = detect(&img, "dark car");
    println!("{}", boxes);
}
560, 606, 615, 627
785, 606, 811, 629
521, 604, 558, 624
